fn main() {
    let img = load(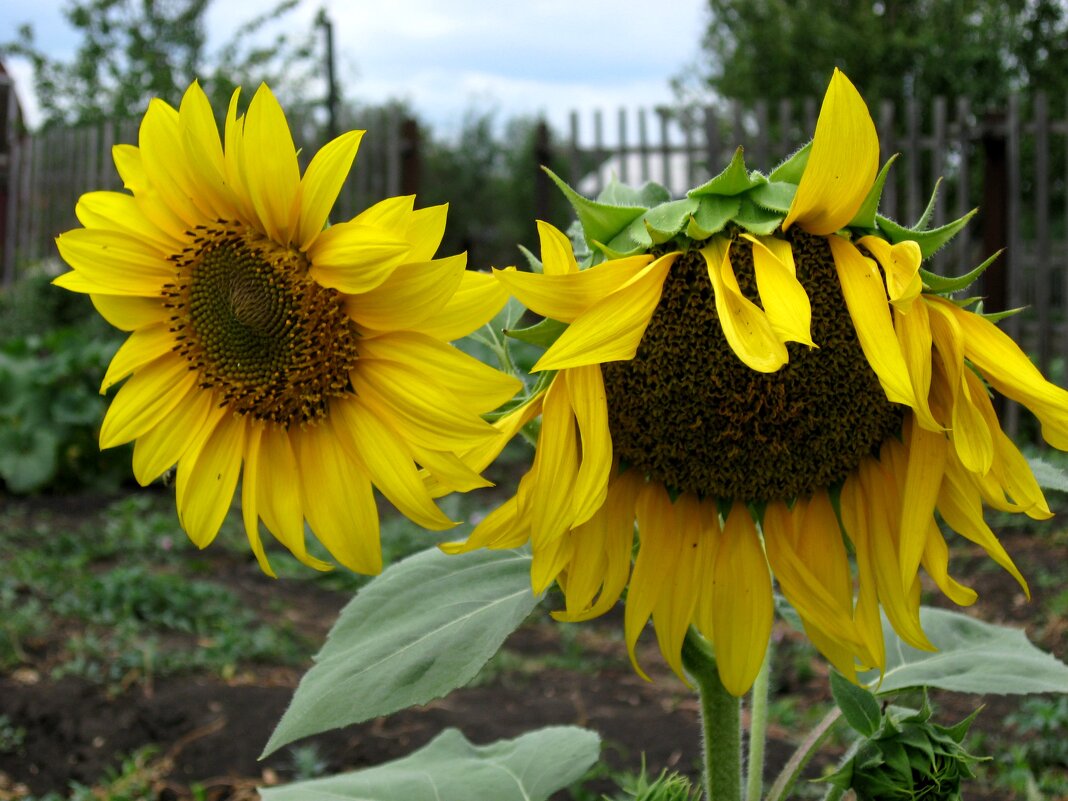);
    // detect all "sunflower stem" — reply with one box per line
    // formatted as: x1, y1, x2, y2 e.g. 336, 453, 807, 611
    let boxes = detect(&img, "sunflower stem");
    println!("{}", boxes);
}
682, 628, 742, 801
745, 638, 772, 801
